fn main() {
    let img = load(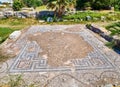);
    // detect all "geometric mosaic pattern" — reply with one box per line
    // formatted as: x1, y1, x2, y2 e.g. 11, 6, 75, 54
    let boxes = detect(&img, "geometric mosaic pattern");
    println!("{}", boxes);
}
0, 25, 120, 87
9, 25, 119, 73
